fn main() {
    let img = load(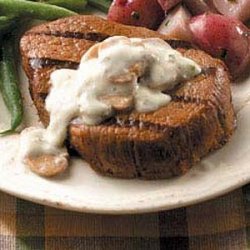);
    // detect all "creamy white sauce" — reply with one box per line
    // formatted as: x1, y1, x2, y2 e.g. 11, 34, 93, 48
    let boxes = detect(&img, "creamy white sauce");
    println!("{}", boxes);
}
20, 36, 201, 175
